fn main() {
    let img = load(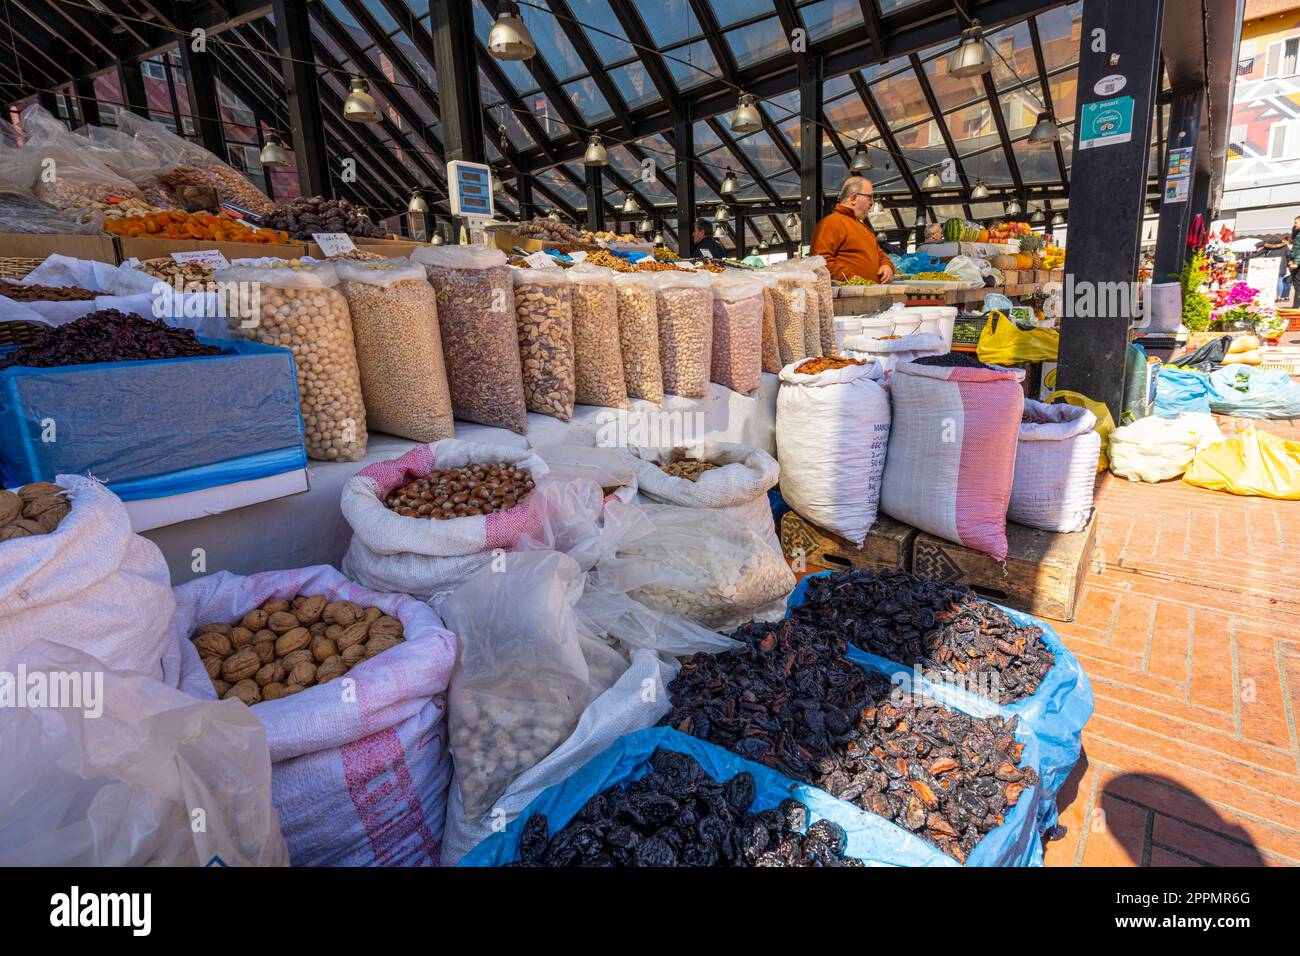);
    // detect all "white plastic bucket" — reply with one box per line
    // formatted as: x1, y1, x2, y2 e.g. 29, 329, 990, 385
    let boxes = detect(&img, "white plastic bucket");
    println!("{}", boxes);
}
856, 306, 957, 352
1145, 281, 1182, 333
